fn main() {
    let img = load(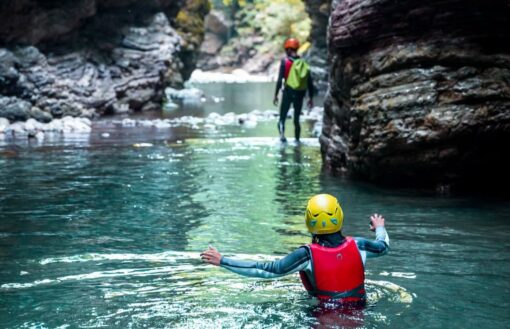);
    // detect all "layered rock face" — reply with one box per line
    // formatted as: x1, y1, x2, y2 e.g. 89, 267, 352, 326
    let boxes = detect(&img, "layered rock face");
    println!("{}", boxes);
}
321, 0, 510, 189
303, 0, 332, 93
0, 0, 208, 121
